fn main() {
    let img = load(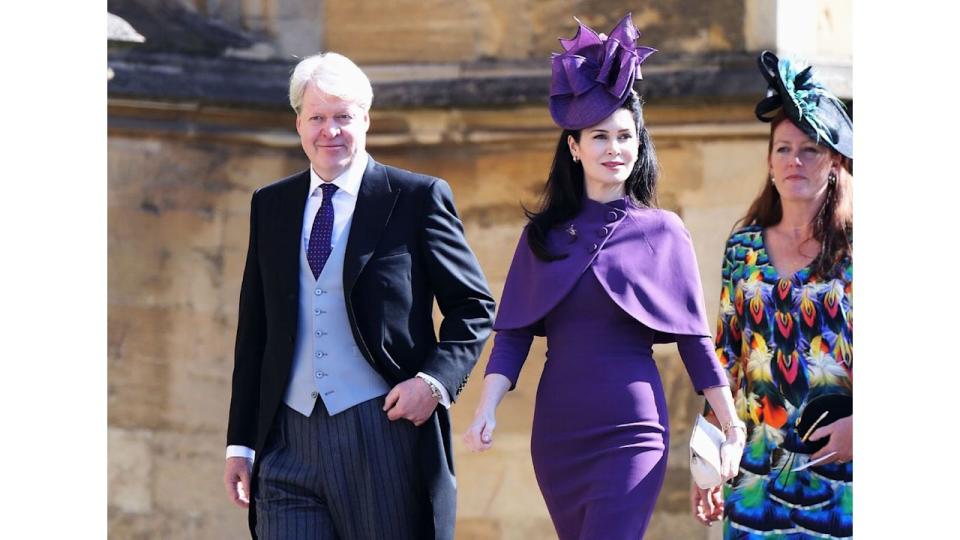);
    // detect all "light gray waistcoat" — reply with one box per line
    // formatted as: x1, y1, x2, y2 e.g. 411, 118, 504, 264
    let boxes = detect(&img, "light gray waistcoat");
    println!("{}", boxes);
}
283, 226, 390, 416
